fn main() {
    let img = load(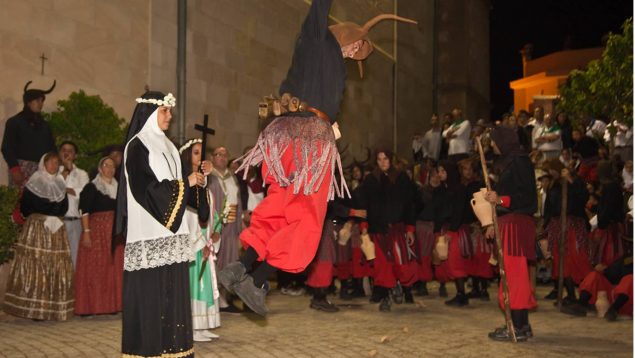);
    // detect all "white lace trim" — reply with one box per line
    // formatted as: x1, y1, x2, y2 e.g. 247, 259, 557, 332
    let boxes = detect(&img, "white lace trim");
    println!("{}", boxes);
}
124, 234, 193, 271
